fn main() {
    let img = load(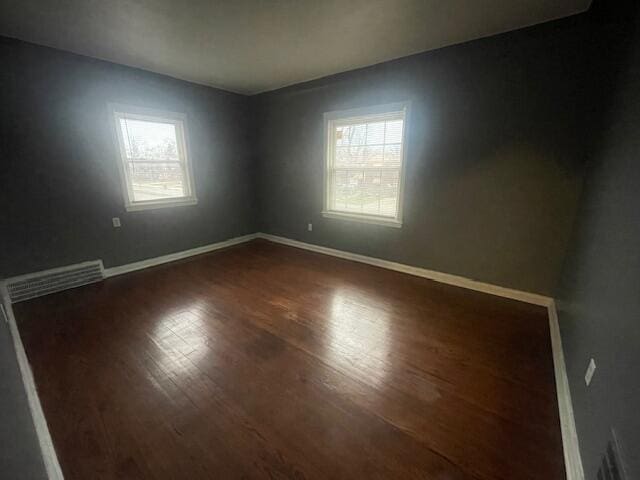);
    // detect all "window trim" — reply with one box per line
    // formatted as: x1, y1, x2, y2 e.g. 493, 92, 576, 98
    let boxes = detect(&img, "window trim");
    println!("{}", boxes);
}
322, 102, 410, 228
109, 103, 198, 212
